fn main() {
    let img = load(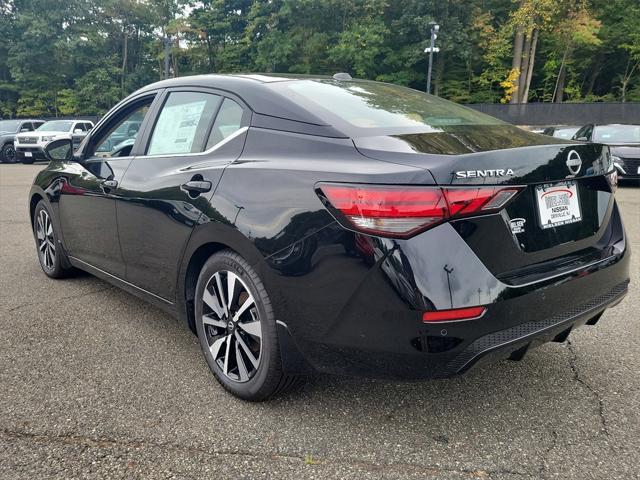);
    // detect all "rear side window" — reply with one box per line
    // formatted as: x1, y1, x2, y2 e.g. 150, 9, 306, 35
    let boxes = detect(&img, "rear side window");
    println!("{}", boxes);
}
147, 91, 221, 156
206, 98, 244, 149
